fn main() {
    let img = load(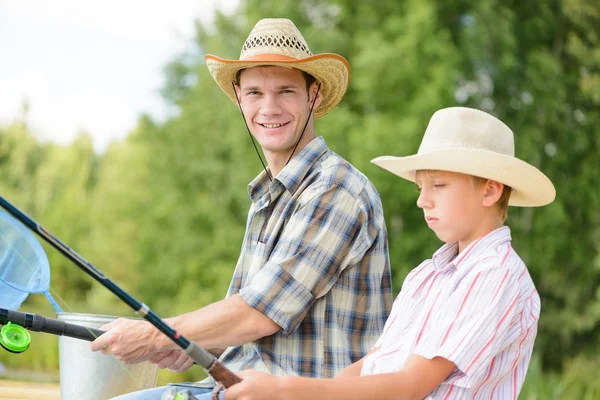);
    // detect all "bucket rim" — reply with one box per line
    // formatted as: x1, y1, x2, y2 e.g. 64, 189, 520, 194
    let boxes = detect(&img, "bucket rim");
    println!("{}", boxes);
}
56, 312, 143, 323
